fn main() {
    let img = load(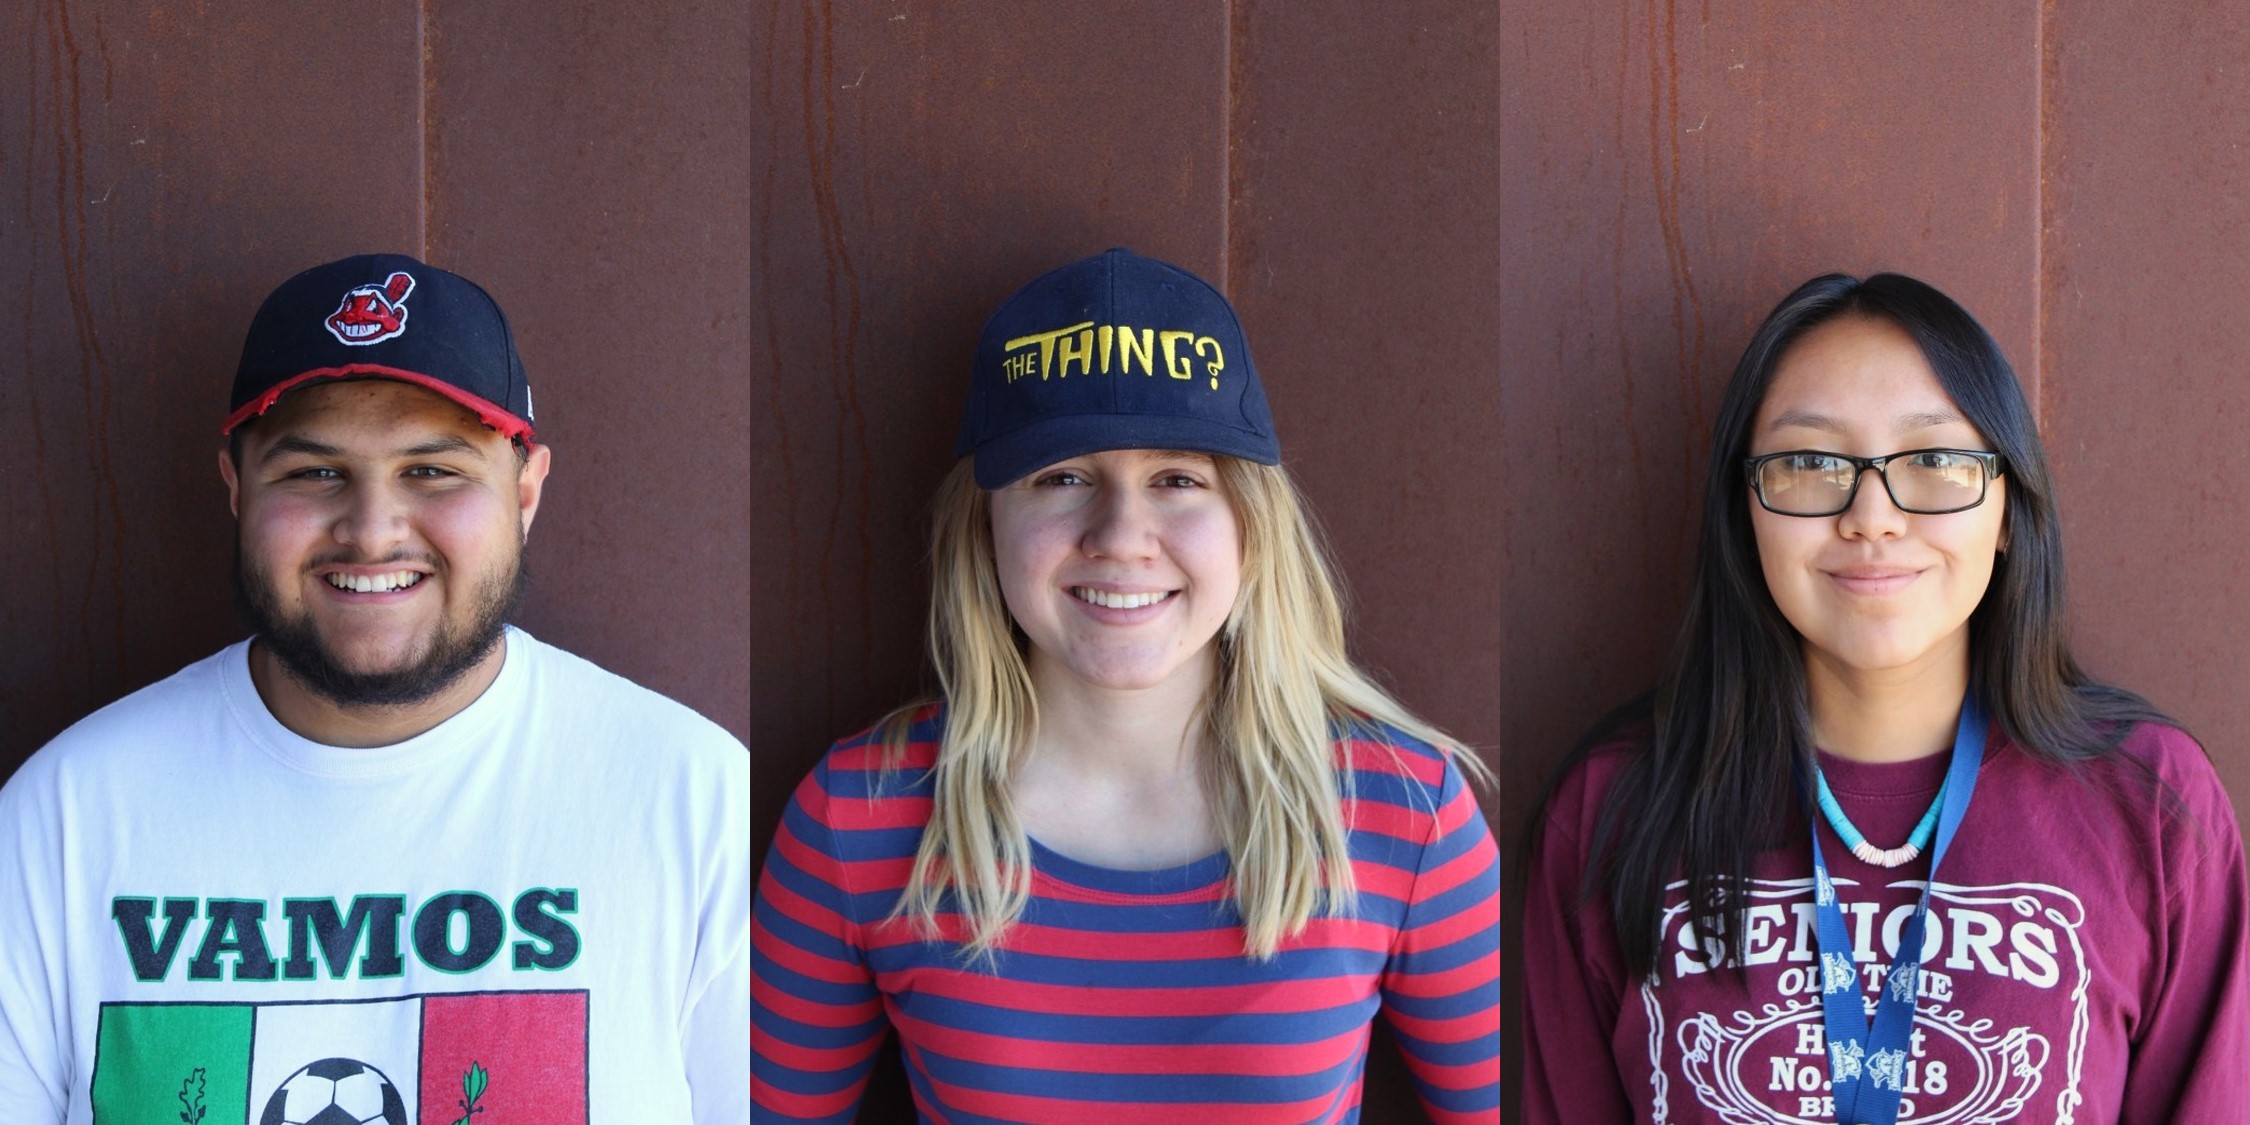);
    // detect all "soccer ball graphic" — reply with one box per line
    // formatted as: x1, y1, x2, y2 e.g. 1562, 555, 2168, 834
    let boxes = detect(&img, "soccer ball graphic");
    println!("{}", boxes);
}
259, 1058, 409, 1125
